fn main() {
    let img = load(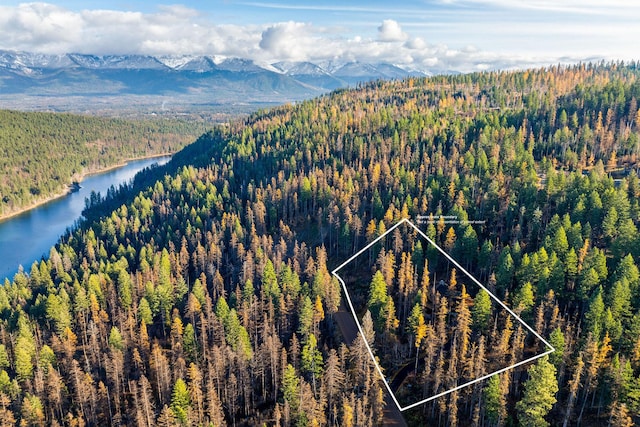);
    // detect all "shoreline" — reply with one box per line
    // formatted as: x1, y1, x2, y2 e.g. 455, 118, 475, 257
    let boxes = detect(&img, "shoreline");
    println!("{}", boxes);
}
0, 152, 172, 223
